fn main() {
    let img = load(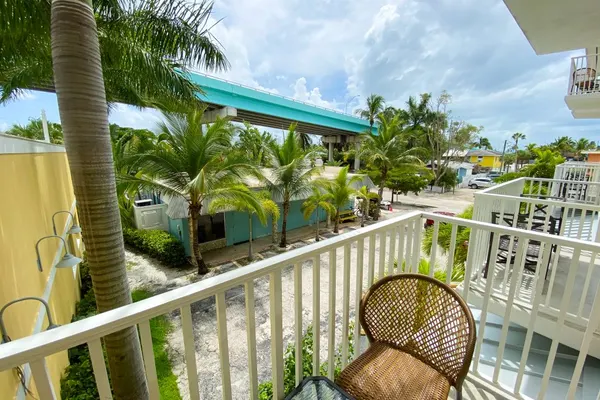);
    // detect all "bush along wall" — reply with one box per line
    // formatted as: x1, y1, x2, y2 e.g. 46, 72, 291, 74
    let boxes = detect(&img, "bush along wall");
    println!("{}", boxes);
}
123, 227, 188, 266
60, 261, 182, 400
